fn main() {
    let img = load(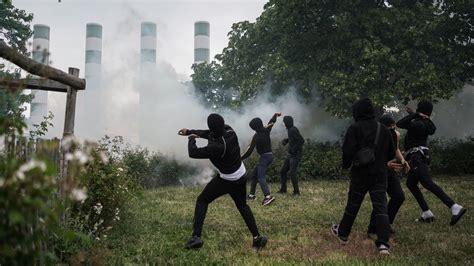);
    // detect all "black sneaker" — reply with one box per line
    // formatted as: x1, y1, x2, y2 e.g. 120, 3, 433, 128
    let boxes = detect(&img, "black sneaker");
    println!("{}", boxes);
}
416, 216, 435, 223
378, 244, 390, 255
184, 236, 204, 249
330, 224, 348, 244
293, 191, 301, 196
450, 208, 467, 226
277, 189, 287, 194
247, 194, 256, 201
262, 195, 275, 206
252, 235, 268, 251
